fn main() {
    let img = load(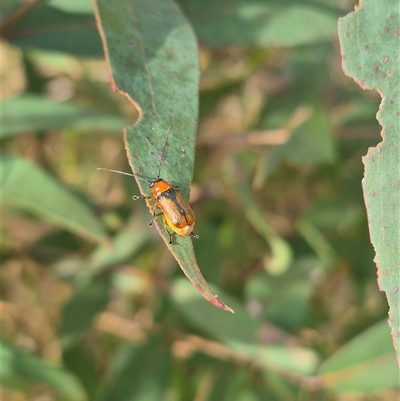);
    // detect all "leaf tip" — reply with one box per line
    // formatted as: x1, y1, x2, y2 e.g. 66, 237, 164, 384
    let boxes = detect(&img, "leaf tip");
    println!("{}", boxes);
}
212, 295, 234, 314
